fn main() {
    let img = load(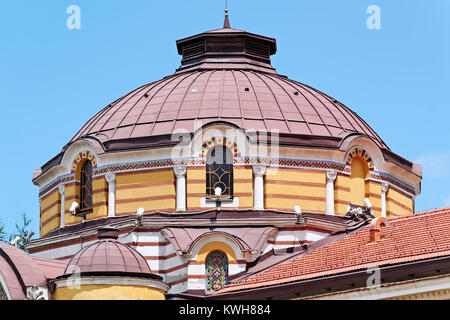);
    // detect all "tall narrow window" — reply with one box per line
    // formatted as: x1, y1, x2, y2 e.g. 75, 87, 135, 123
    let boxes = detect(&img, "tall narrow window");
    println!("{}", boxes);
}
80, 160, 93, 210
206, 251, 229, 291
206, 146, 233, 198
350, 156, 369, 206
